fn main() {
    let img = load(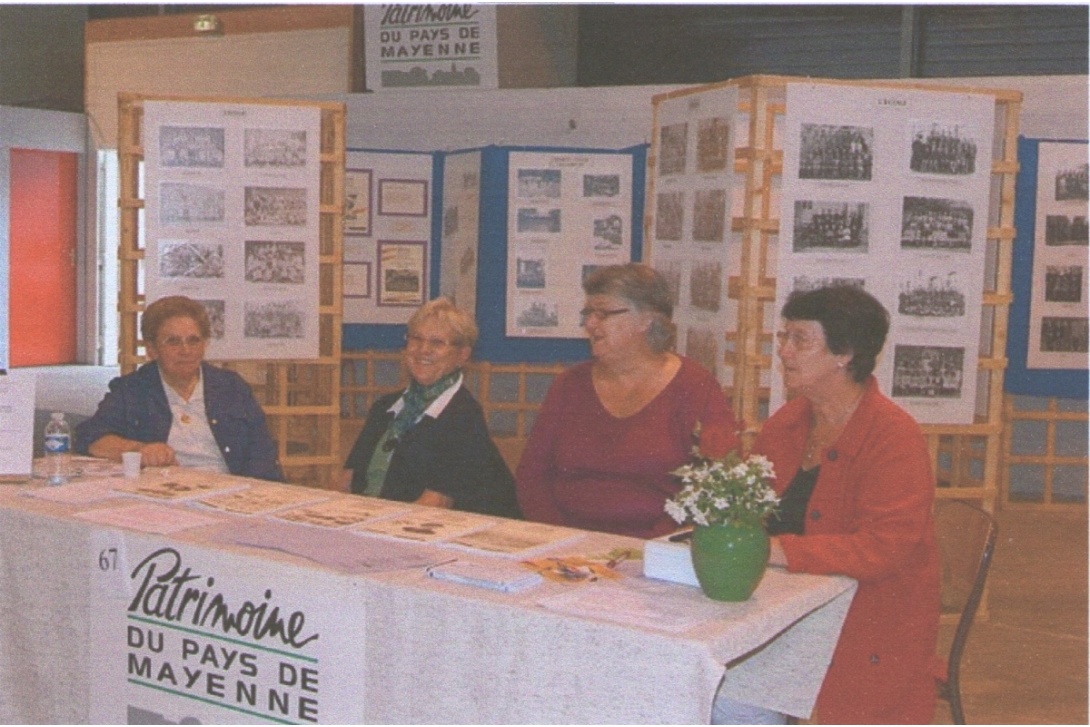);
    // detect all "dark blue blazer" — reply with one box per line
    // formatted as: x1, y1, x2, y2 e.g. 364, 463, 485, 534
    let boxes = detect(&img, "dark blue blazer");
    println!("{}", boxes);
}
75, 361, 283, 482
